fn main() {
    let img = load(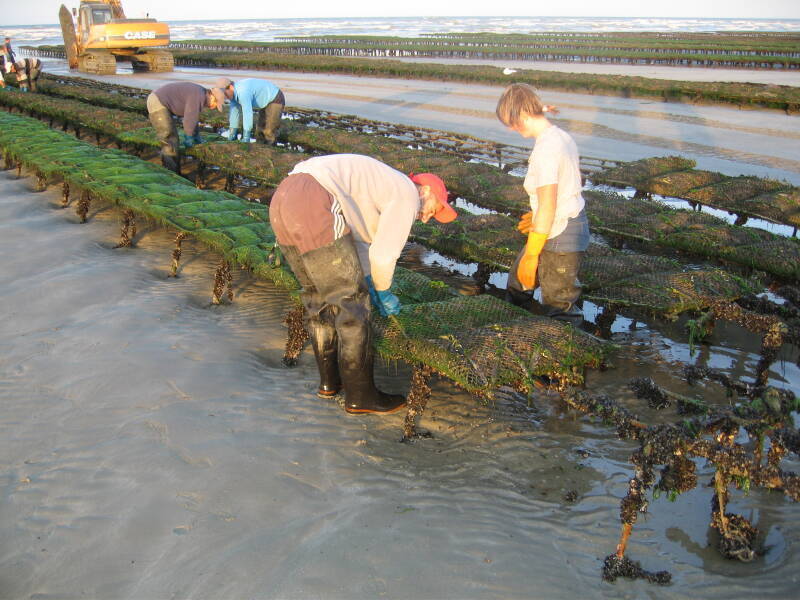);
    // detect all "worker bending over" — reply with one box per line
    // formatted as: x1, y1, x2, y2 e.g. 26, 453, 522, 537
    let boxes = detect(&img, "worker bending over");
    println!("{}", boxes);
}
146, 82, 224, 175
8, 58, 42, 92
496, 83, 590, 326
214, 77, 285, 145
269, 154, 456, 414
